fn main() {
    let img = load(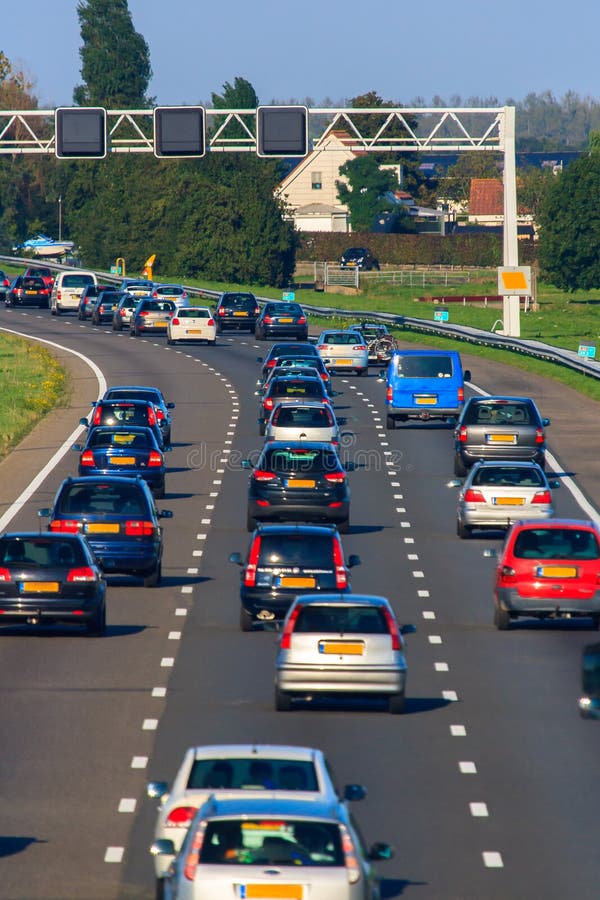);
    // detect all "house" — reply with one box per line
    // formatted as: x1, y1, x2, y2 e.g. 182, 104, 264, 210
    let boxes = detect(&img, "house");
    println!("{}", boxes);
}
463, 178, 534, 239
